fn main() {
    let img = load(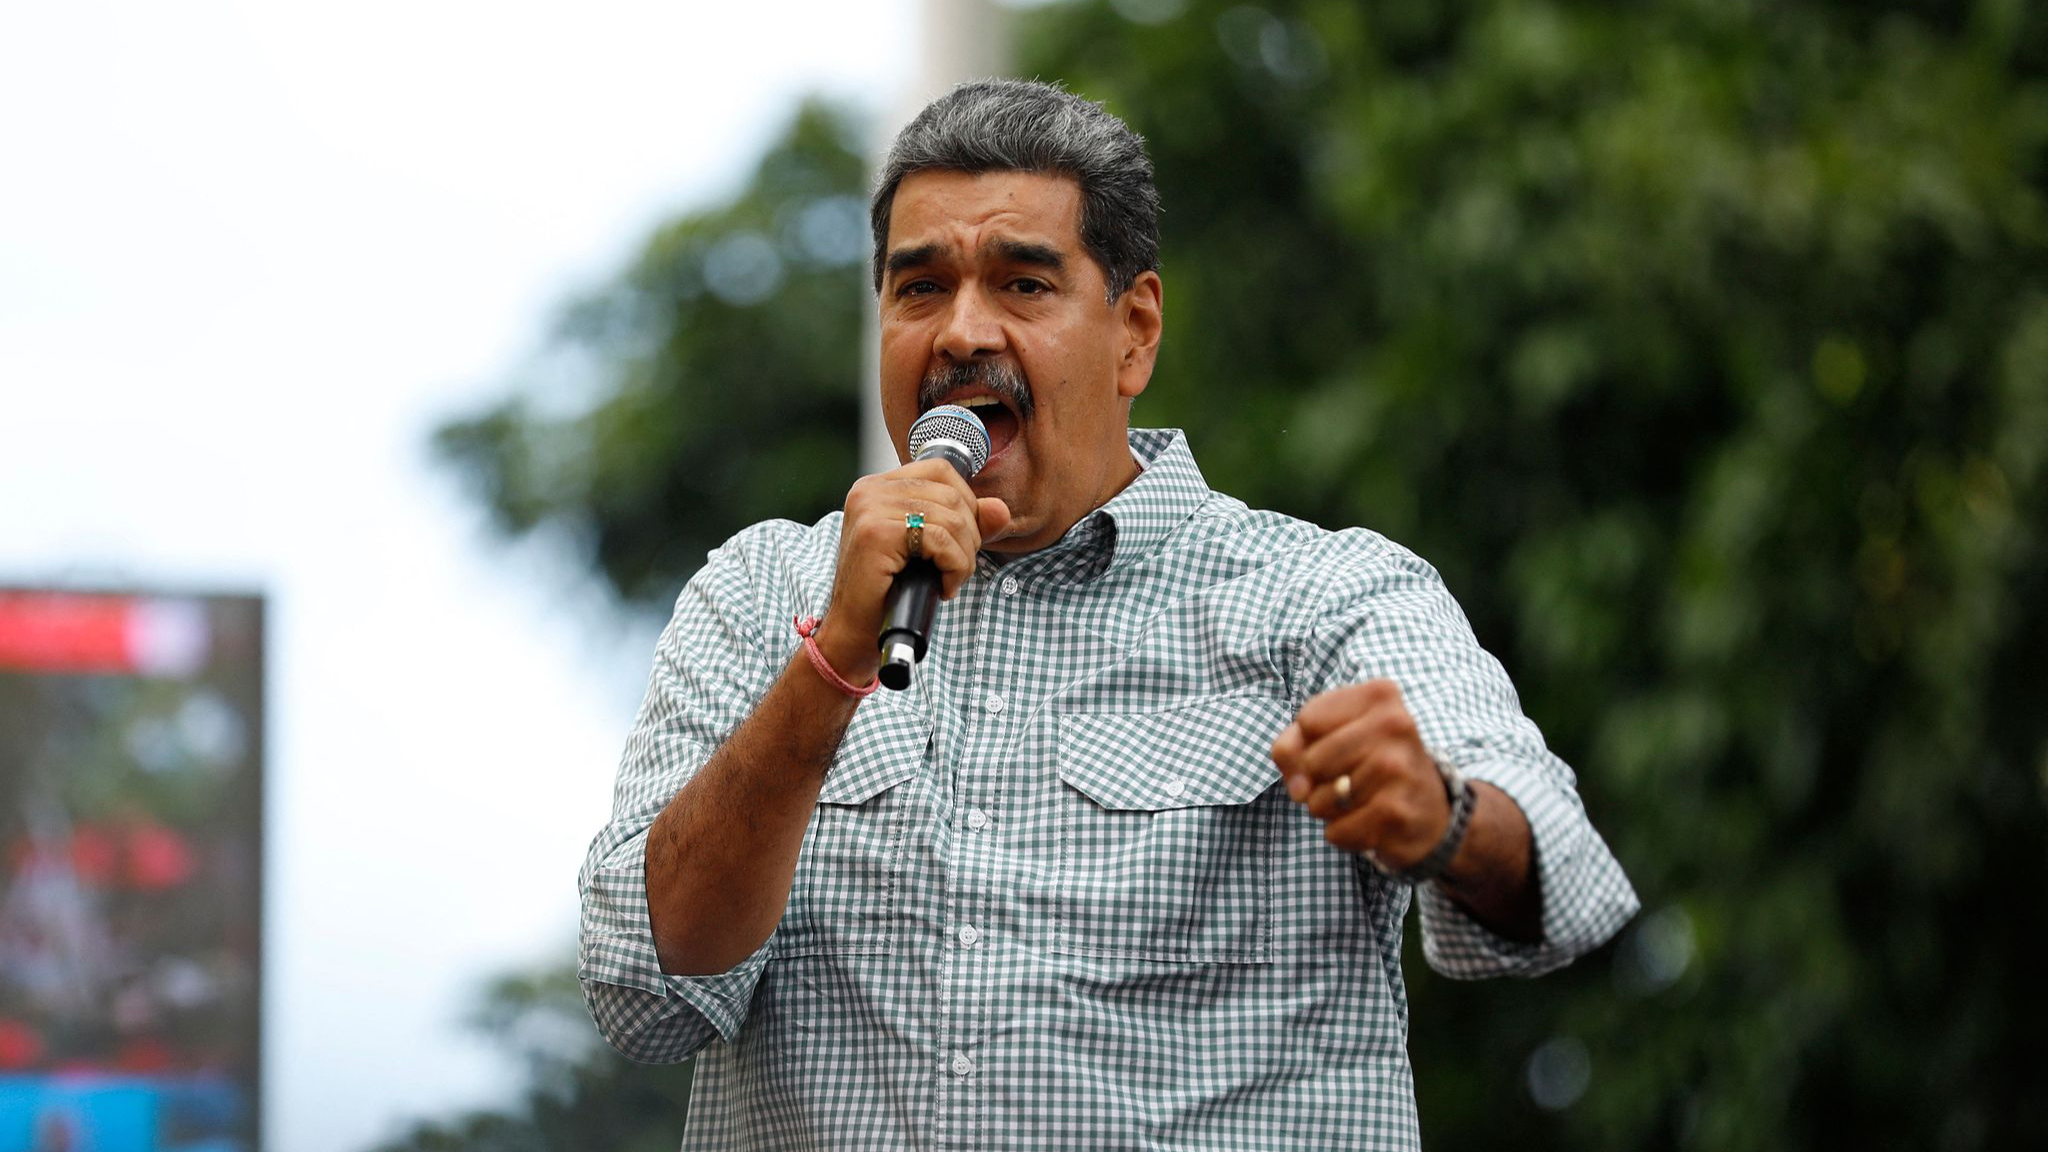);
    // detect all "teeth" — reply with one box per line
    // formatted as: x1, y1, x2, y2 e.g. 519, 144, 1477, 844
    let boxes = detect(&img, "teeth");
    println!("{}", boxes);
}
955, 396, 1002, 408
